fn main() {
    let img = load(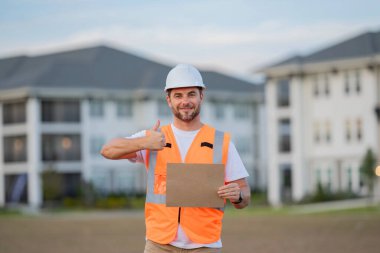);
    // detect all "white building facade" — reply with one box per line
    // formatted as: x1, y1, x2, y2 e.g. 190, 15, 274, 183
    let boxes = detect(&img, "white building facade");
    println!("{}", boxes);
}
262, 31, 380, 205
